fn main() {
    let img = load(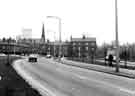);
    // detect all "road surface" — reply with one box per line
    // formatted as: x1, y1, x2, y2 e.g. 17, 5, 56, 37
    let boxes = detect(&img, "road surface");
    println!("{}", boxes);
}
13, 57, 135, 96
